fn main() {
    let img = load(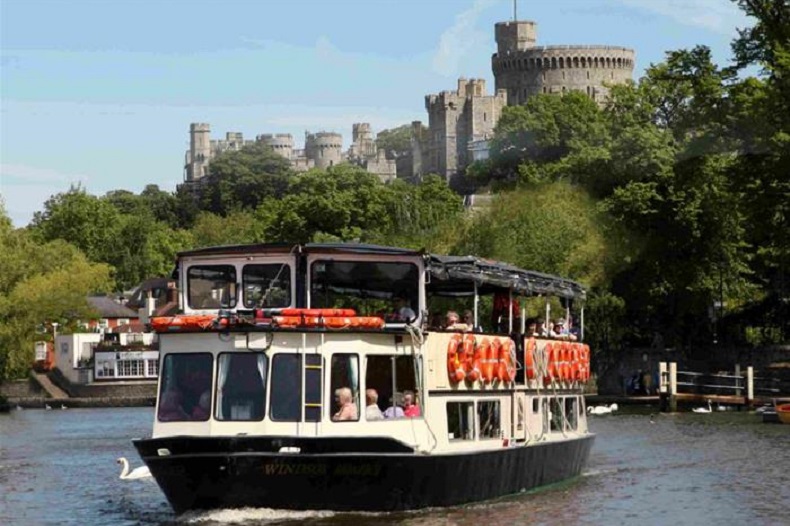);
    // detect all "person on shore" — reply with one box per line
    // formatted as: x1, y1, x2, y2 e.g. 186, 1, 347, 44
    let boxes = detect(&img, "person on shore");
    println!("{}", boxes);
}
365, 388, 383, 421
332, 387, 358, 421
